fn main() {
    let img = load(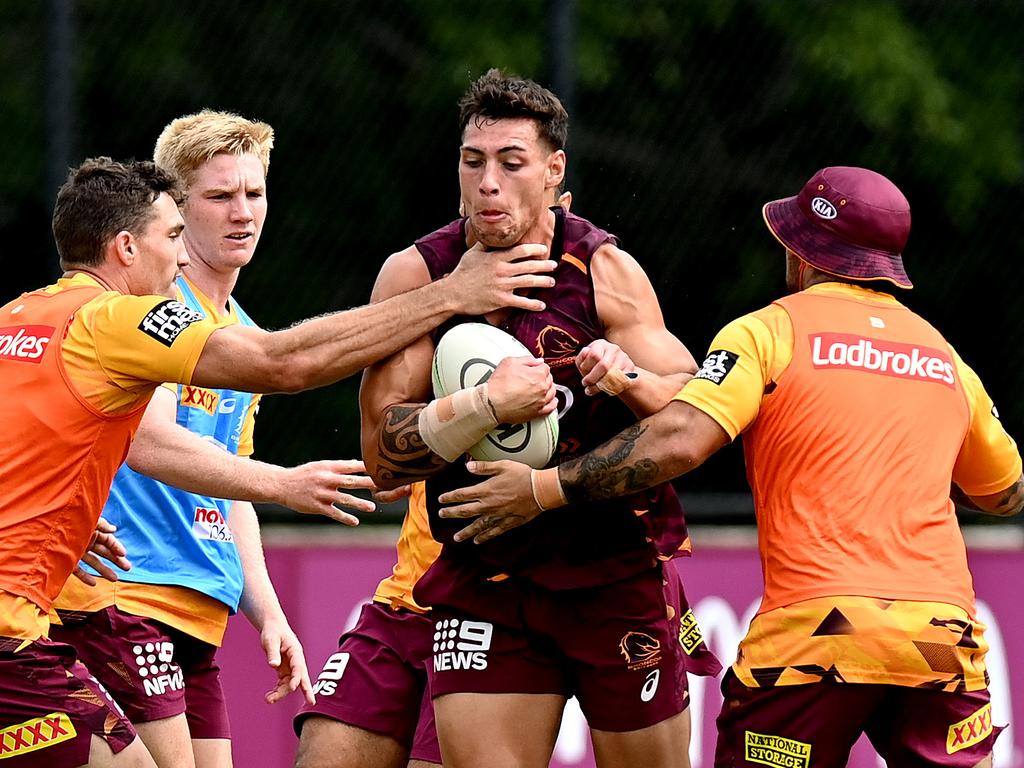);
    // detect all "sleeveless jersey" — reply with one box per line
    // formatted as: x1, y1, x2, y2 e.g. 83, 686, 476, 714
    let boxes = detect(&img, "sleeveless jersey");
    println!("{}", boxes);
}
415, 208, 689, 592
70, 277, 259, 611
373, 482, 440, 612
